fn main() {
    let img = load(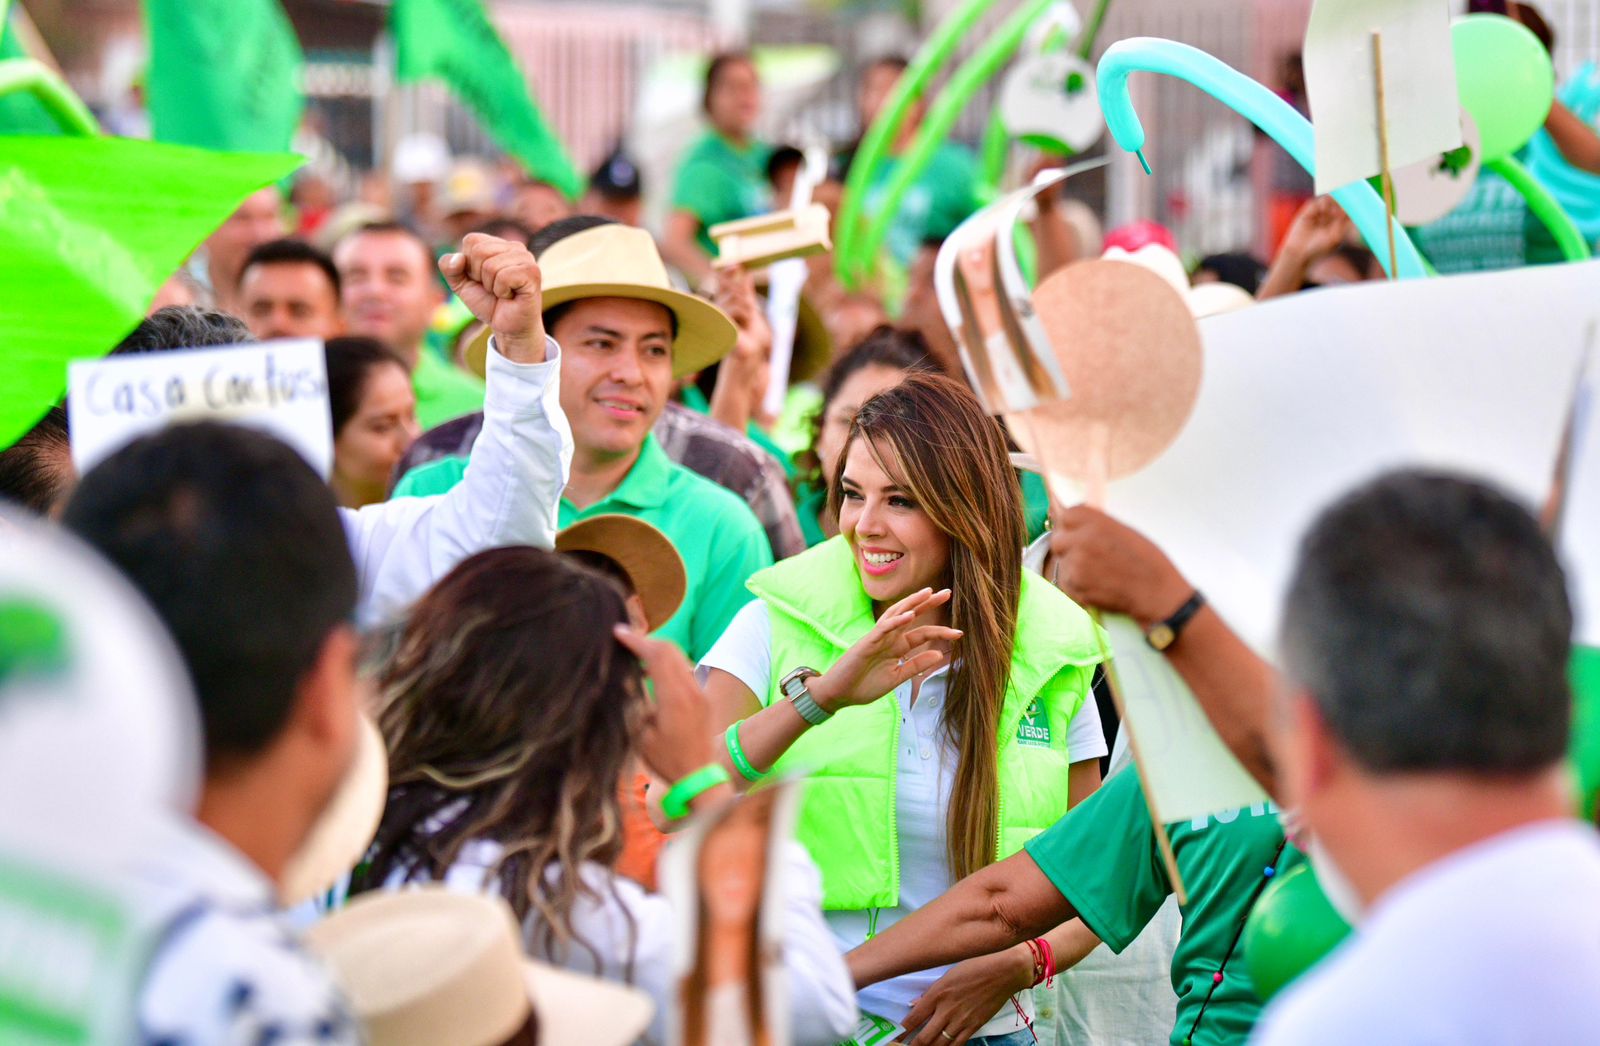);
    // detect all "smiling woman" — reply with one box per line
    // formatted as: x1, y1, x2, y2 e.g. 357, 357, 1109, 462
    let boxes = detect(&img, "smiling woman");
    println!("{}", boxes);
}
324, 337, 420, 509
699, 373, 1108, 1044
